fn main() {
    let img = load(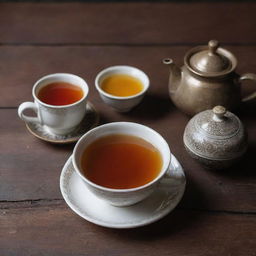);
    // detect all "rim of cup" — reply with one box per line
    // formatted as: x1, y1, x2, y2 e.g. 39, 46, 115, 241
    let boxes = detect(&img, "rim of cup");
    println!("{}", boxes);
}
72, 122, 171, 193
32, 73, 89, 109
95, 66, 150, 100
